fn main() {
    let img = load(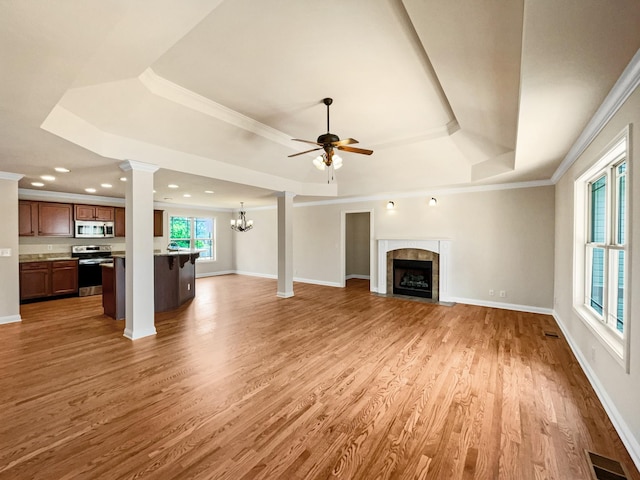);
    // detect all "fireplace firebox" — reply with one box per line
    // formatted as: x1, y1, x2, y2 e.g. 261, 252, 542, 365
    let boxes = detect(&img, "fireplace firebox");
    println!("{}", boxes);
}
393, 259, 433, 299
